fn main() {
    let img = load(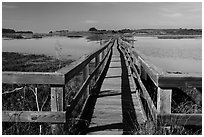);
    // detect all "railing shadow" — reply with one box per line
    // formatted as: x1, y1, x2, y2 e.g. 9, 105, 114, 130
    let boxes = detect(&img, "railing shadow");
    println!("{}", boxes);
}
85, 122, 123, 133
79, 45, 113, 135
118, 44, 138, 135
